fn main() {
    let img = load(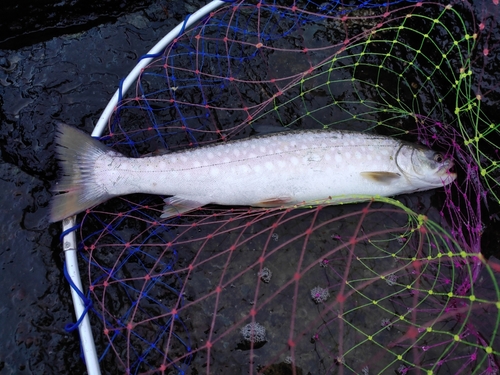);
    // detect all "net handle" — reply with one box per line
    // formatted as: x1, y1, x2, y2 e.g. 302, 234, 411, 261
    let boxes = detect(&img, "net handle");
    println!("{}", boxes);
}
91, 0, 231, 138
62, 217, 102, 375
